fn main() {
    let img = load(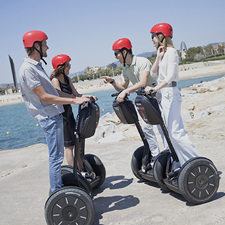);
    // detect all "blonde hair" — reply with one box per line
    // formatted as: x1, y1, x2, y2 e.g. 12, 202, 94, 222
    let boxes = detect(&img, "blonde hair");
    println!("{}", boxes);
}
156, 34, 174, 52
25, 47, 35, 56
50, 65, 64, 79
